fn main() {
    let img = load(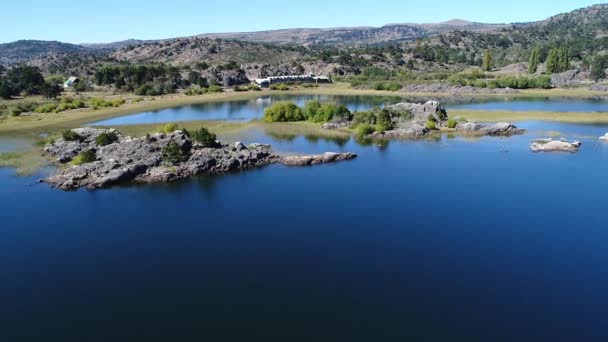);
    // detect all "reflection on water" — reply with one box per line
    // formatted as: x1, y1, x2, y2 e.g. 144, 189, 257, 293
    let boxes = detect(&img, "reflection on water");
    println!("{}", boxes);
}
4, 102, 608, 340
90, 95, 403, 126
